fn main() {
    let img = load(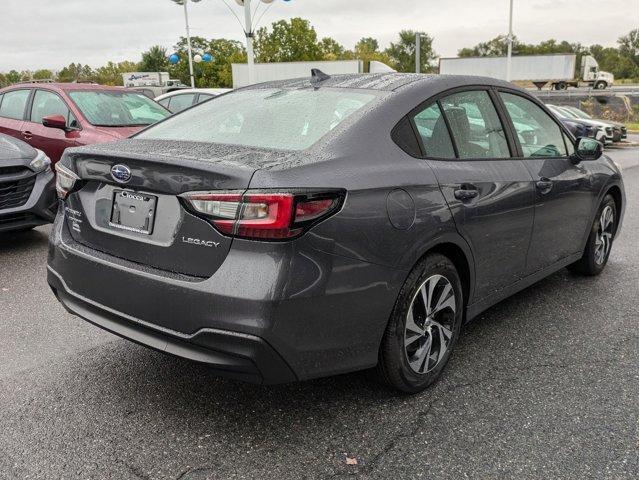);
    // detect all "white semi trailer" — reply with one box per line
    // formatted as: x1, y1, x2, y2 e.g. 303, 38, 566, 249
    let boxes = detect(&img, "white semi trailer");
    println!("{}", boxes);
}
438, 54, 614, 90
